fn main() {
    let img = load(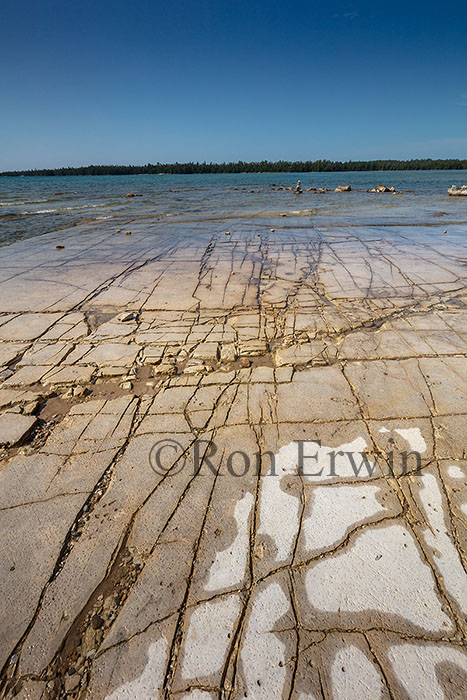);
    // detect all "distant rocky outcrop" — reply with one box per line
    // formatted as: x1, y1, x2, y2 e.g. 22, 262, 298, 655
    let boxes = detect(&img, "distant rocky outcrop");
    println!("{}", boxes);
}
335, 185, 351, 192
369, 184, 394, 193
448, 185, 467, 196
